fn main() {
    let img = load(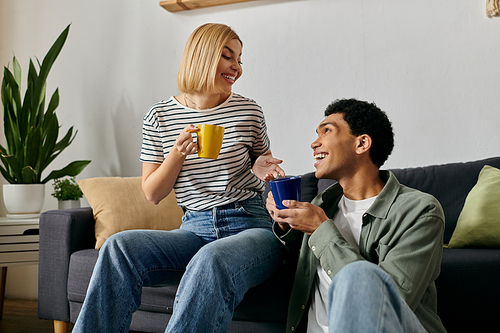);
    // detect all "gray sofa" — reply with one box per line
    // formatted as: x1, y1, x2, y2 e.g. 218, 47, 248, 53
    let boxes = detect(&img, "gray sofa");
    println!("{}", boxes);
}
38, 157, 500, 333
